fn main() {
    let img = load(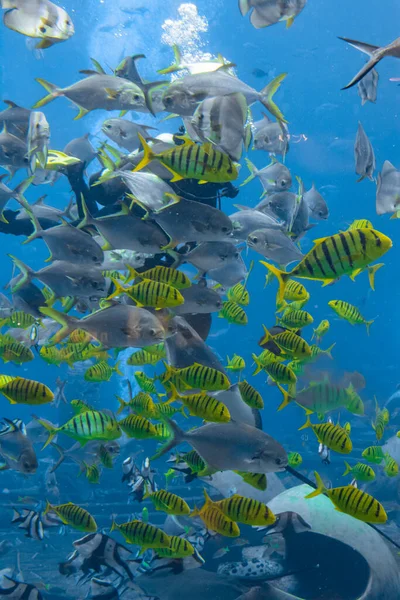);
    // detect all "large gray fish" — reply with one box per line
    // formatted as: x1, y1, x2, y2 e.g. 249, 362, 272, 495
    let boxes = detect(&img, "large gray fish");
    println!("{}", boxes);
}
289, 193, 312, 241
109, 170, 177, 211
114, 54, 167, 115
211, 383, 262, 429
256, 191, 298, 228
154, 418, 288, 473
376, 160, 400, 215
165, 316, 225, 371
0, 125, 29, 176
102, 118, 157, 152
253, 113, 289, 157
208, 253, 248, 287
191, 93, 251, 161
241, 158, 292, 194
230, 206, 282, 241
78, 200, 169, 253
239, 0, 307, 30
339, 36, 400, 90
23, 209, 104, 264
41, 304, 166, 348
0, 575, 42, 599
162, 71, 287, 122
27, 111, 50, 171
33, 74, 148, 119
16, 194, 73, 223
358, 68, 379, 105
247, 228, 303, 265
354, 121, 375, 182
145, 197, 233, 245
9, 256, 106, 300
88, 578, 119, 599
64, 133, 97, 168
0, 100, 31, 139
172, 283, 223, 315
0, 418, 38, 474
2, 0, 74, 49
303, 183, 329, 220
172, 242, 242, 273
